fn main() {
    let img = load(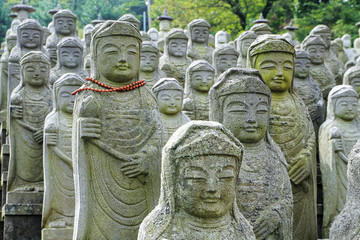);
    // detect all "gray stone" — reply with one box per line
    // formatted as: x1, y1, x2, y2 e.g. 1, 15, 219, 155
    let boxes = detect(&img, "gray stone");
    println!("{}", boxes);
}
342, 34, 358, 62
138, 121, 256, 240
249, 23, 272, 36
187, 19, 214, 63
236, 31, 257, 68
147, 27, 159, 45
215, 30, 230, 49
212, 45, 239, 79
118, 14, 141, 30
